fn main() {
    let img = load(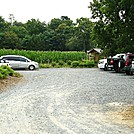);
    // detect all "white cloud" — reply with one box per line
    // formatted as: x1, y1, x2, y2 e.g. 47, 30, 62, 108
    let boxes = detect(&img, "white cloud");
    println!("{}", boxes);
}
0, 0, 92, 23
